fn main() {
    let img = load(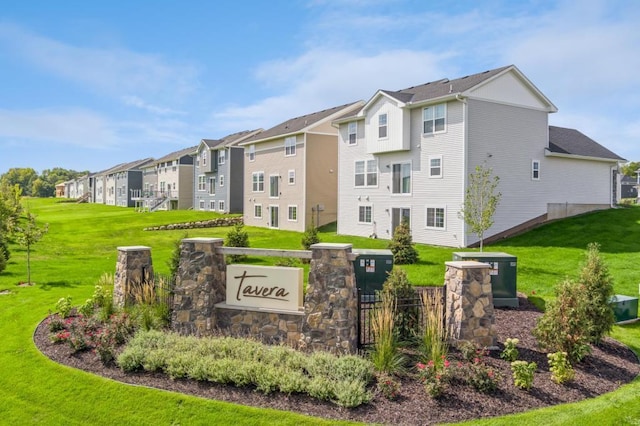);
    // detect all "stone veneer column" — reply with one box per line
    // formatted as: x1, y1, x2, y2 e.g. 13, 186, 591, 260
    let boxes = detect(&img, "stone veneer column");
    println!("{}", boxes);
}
171, 238, 226, 336
300, 243, 358, 354
445, 261, 497, 348
114, 246, 153, 308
